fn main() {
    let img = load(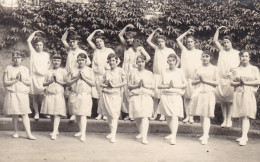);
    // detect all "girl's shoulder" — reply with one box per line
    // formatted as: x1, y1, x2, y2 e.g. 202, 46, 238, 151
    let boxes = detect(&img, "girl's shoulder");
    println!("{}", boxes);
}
4, 65, 13, 72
